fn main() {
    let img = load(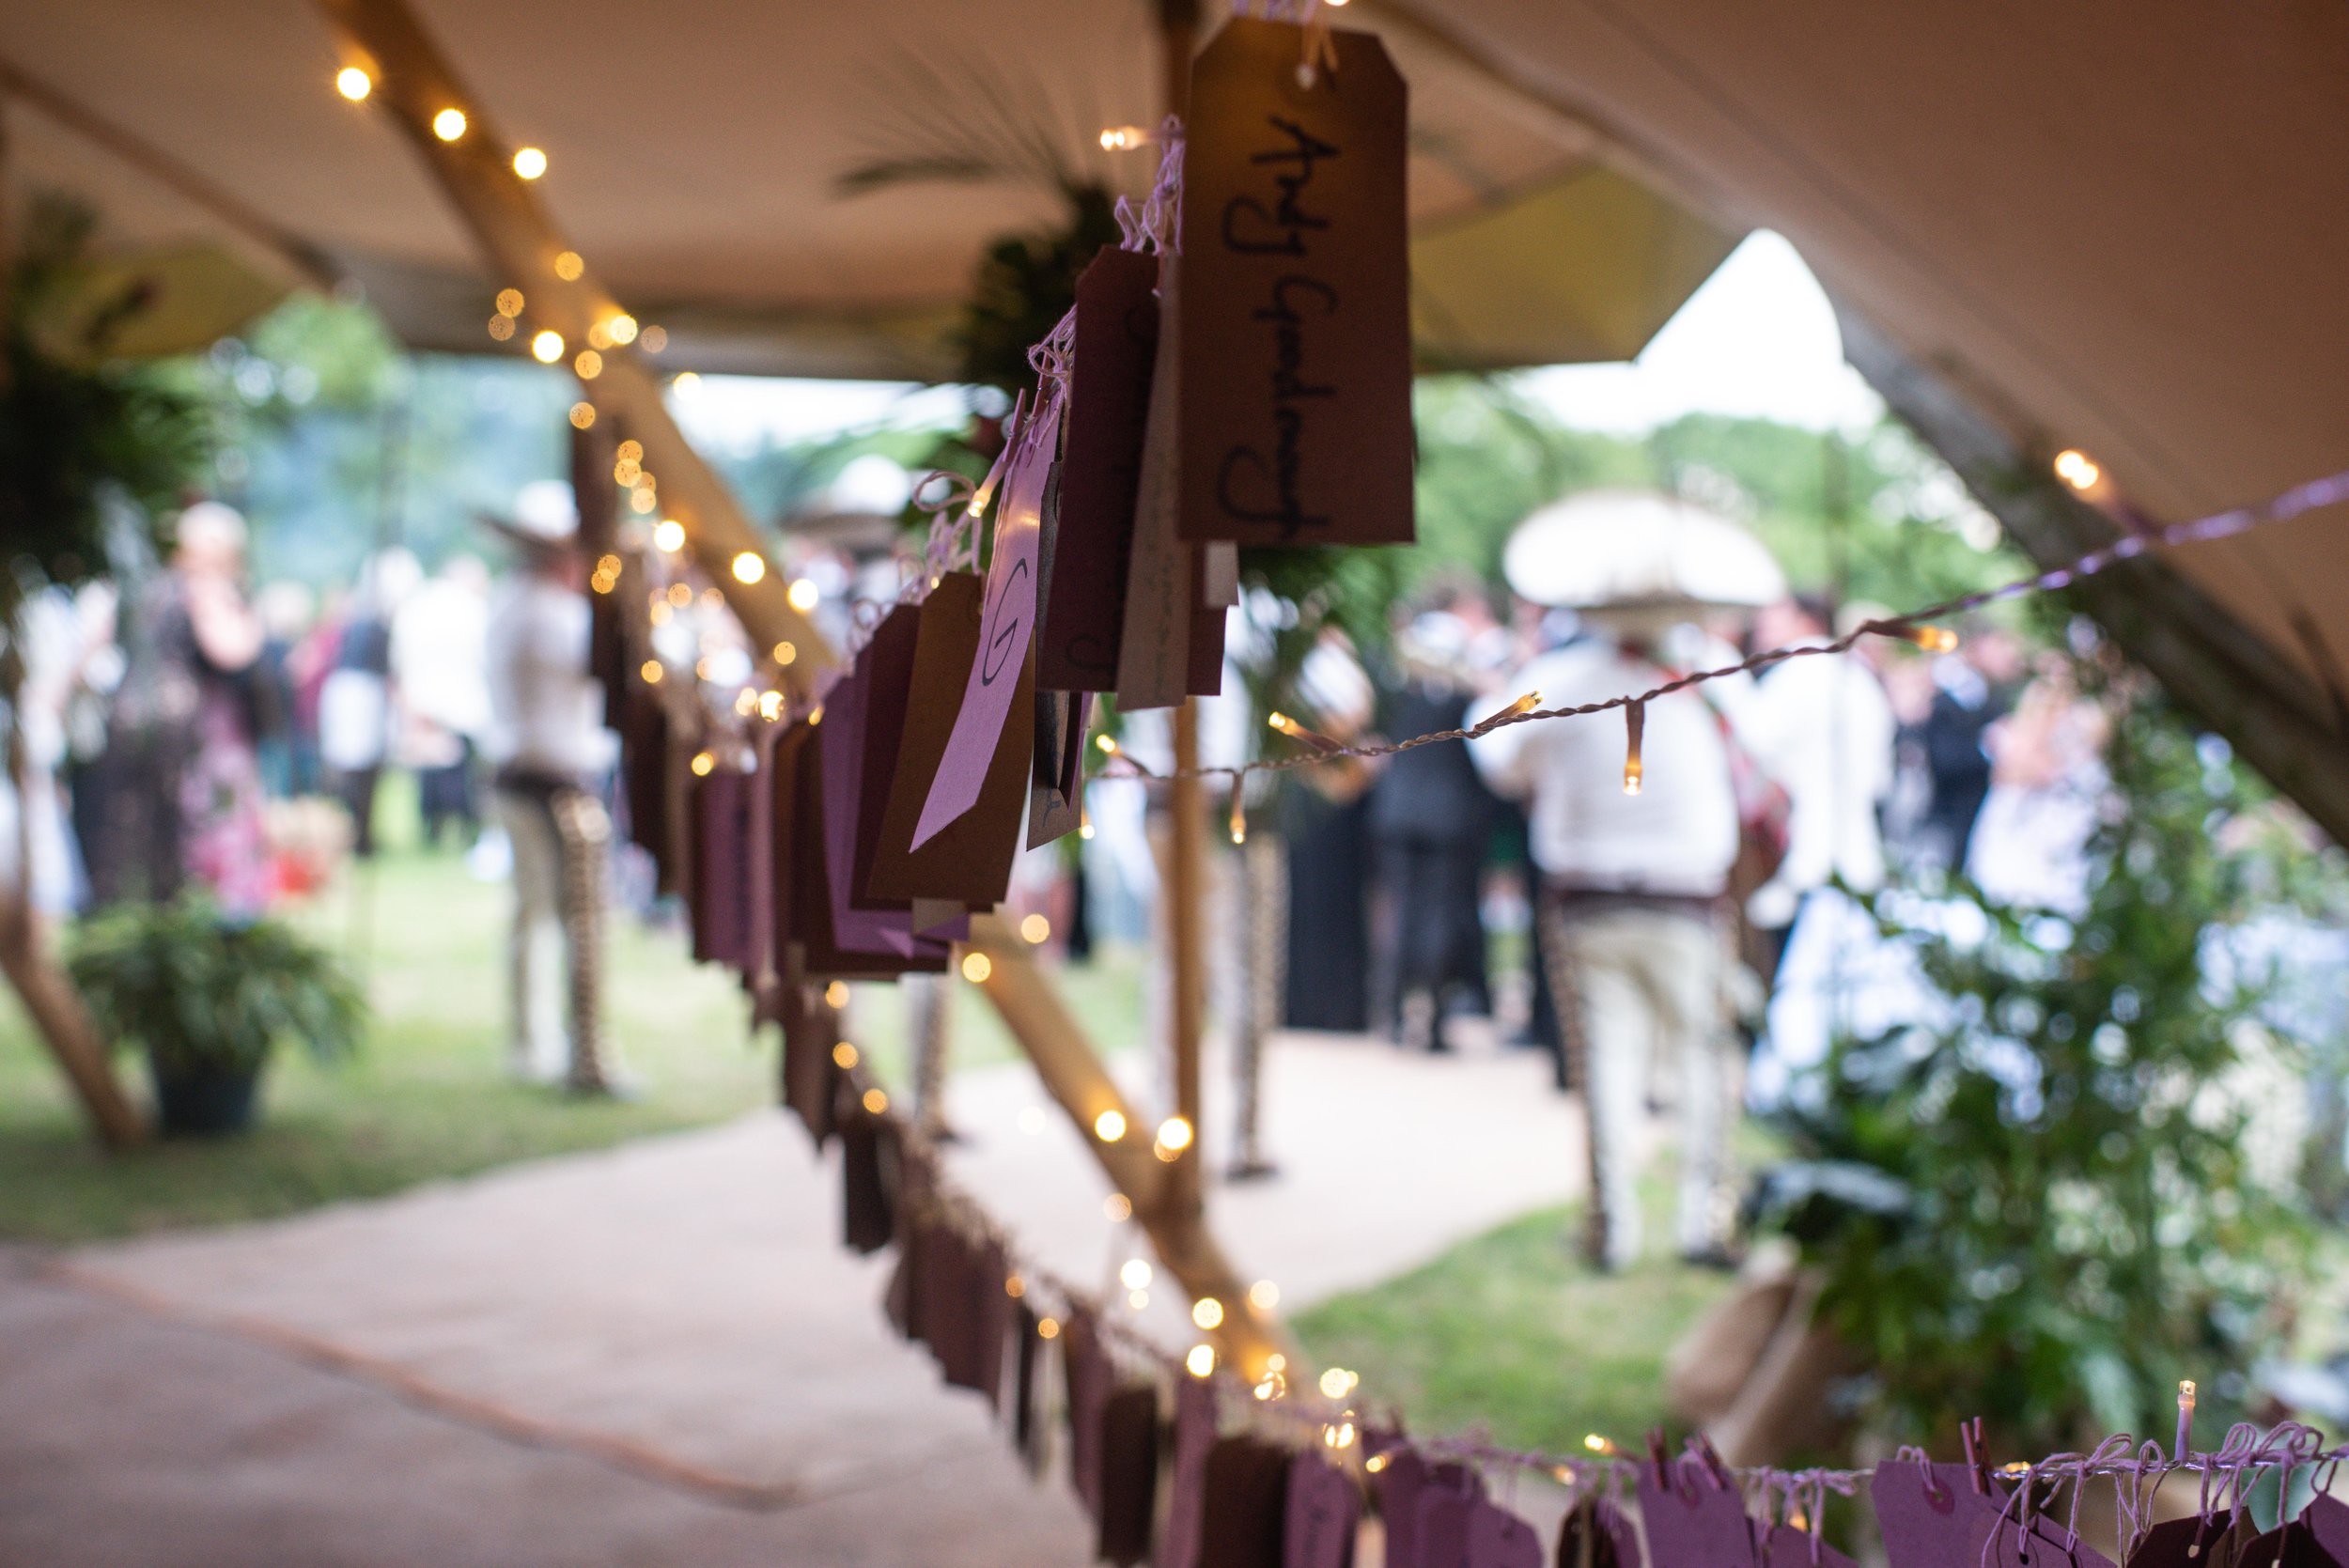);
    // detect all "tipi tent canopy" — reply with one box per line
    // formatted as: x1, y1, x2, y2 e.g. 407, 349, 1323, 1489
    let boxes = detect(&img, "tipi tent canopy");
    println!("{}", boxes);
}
8, 0, 2348, 834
